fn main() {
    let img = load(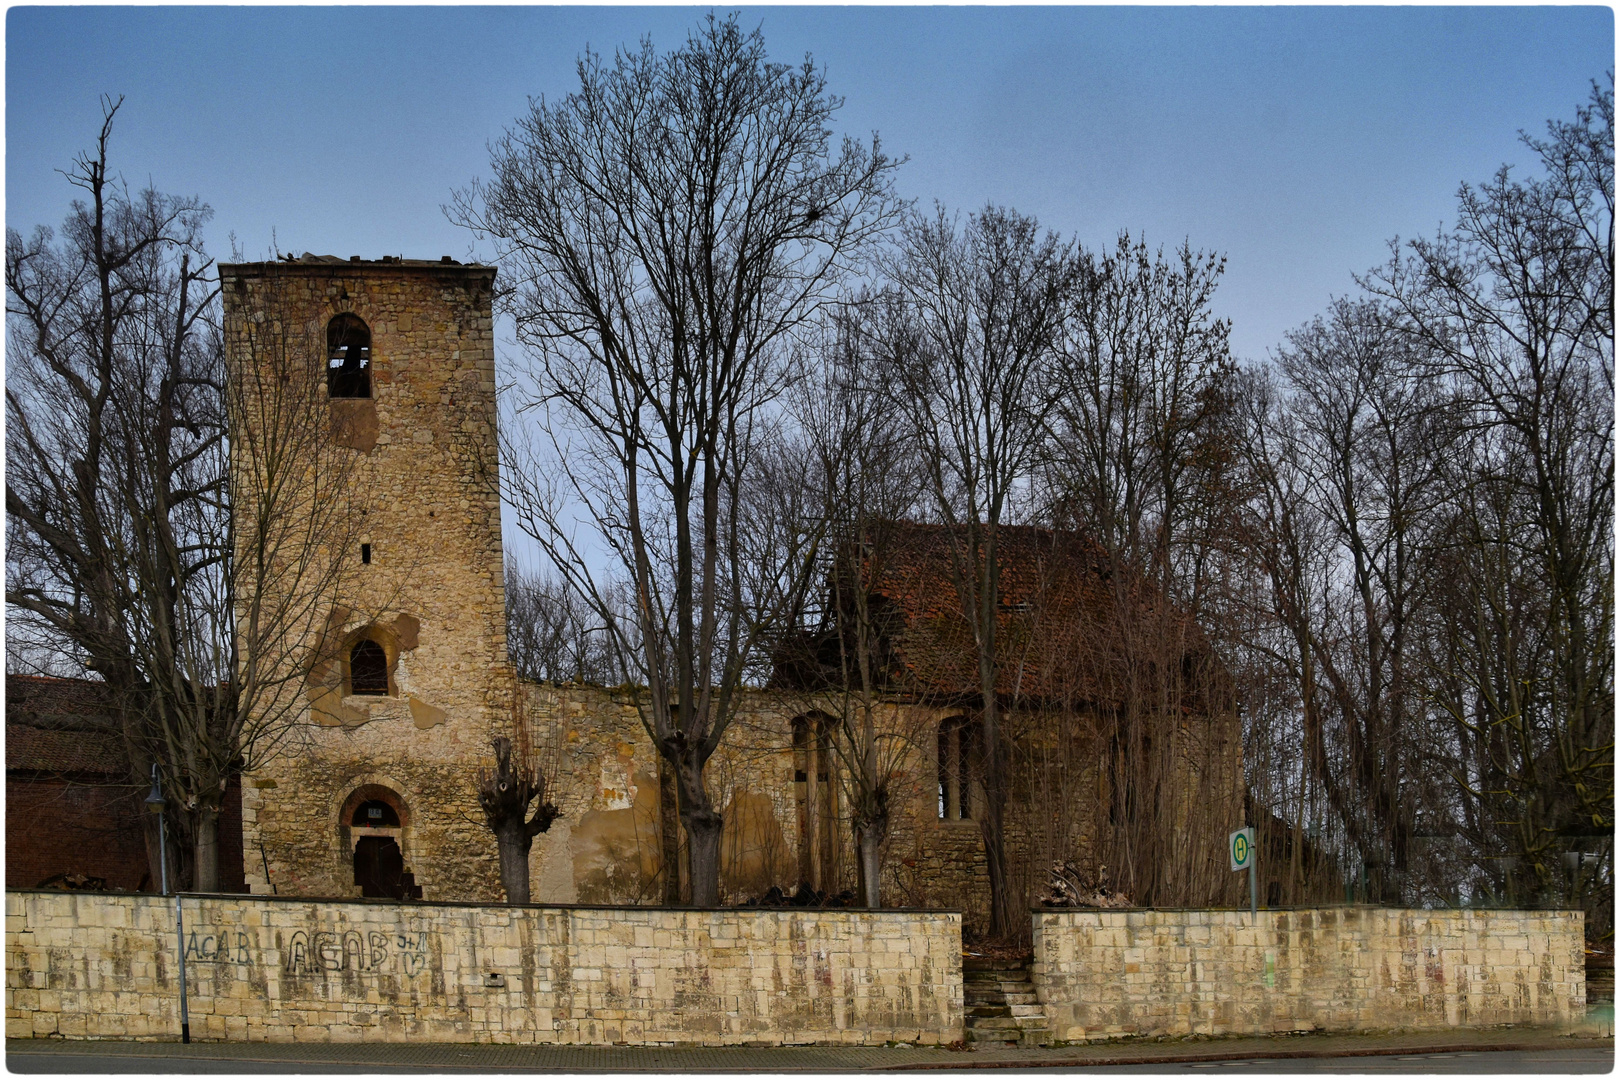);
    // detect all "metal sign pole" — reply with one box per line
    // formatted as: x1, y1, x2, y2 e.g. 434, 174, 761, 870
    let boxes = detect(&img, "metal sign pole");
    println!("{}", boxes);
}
146, 765, 188, 1042
1230, 826, 1258, 925
175, 891, 190, 1044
